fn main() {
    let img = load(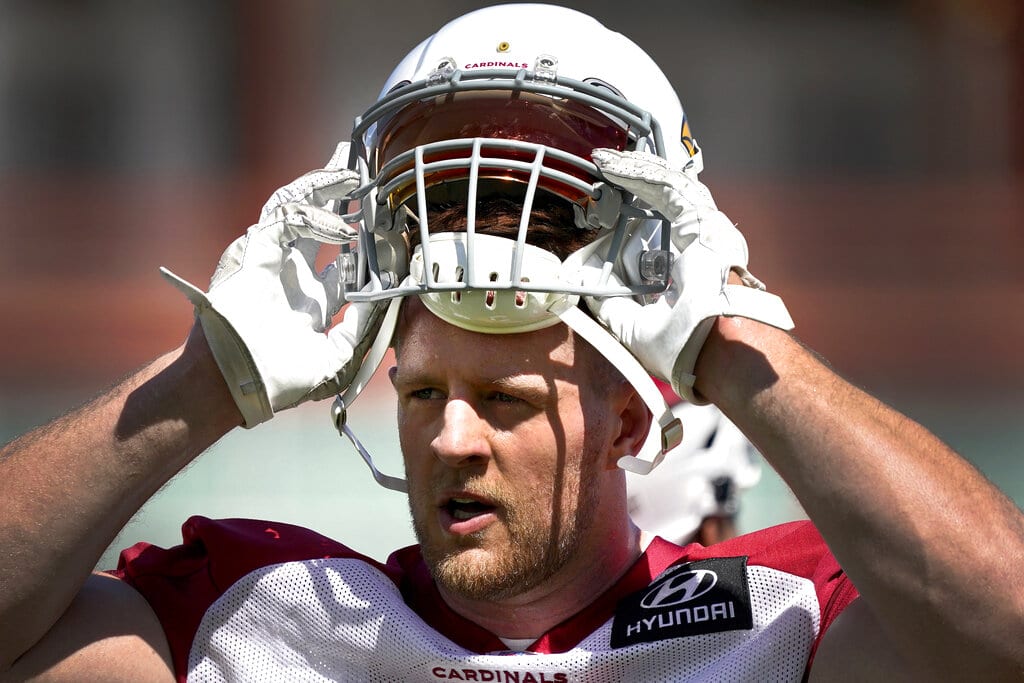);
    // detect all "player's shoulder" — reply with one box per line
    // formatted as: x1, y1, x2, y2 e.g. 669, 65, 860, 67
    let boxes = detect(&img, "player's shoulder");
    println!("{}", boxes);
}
111, 515, 384, 585
653, 520, 840, 579
105, 516, 400, 677
718, 519, 826, 551
2, 572, 175, 682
